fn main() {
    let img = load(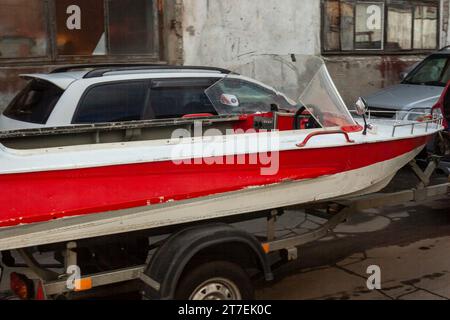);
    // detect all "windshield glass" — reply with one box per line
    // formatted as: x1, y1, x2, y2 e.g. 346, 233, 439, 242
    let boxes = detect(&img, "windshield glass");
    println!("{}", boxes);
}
205, 54, 356, 128
204, 76, 297, 115
299, 63, 356, 128
404, 55, 450, 87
